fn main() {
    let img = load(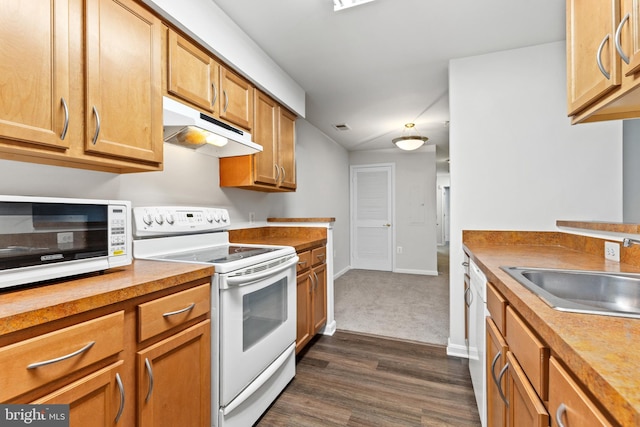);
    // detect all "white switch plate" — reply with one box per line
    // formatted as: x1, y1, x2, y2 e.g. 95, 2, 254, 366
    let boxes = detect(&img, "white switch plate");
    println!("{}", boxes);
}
605, 241, 620, 262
